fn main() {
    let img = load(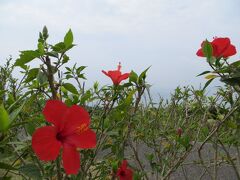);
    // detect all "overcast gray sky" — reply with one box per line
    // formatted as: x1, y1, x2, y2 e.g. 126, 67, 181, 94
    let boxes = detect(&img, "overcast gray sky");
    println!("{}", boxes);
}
1, 0, 240, 97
